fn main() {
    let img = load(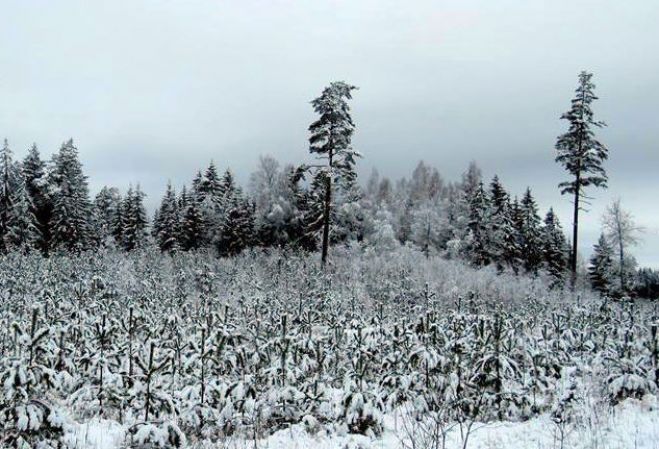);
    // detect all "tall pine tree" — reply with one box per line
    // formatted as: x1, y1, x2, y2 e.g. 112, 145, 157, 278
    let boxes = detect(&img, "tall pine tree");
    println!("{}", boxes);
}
308, 81, 360, 267
555, 71, 609, 285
